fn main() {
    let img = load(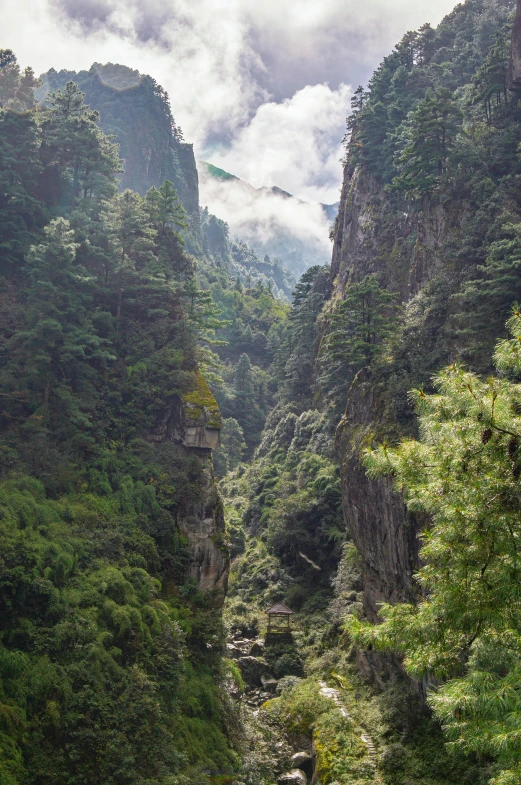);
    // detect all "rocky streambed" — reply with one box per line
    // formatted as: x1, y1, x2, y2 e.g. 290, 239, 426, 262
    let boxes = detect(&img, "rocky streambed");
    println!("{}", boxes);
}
227, 633, 316, 784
